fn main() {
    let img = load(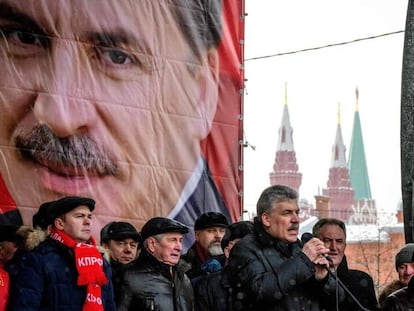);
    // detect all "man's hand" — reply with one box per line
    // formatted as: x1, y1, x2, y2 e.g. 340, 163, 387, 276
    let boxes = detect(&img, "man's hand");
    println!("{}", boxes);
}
301, 237, 330, 280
